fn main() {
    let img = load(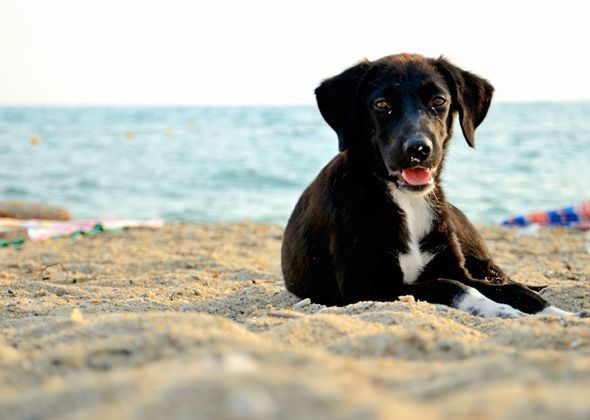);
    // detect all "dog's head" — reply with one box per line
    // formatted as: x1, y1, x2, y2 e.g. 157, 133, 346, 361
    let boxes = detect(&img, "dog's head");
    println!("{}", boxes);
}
315, 53, 493, 194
